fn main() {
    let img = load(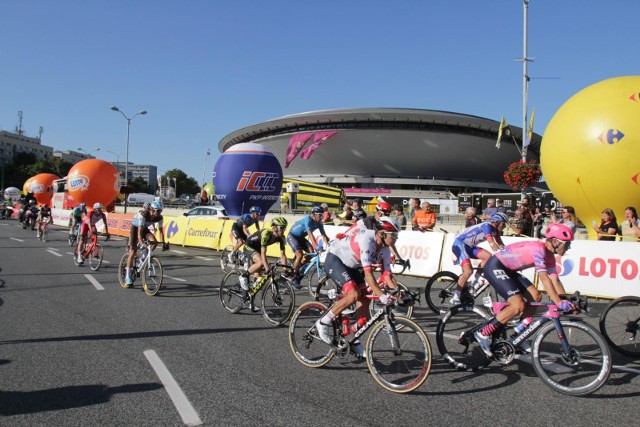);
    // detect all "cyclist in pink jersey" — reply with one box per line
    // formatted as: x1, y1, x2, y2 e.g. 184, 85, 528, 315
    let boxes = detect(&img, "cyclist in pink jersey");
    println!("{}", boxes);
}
474, 223, 576, 357
315, 216, 401, 358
